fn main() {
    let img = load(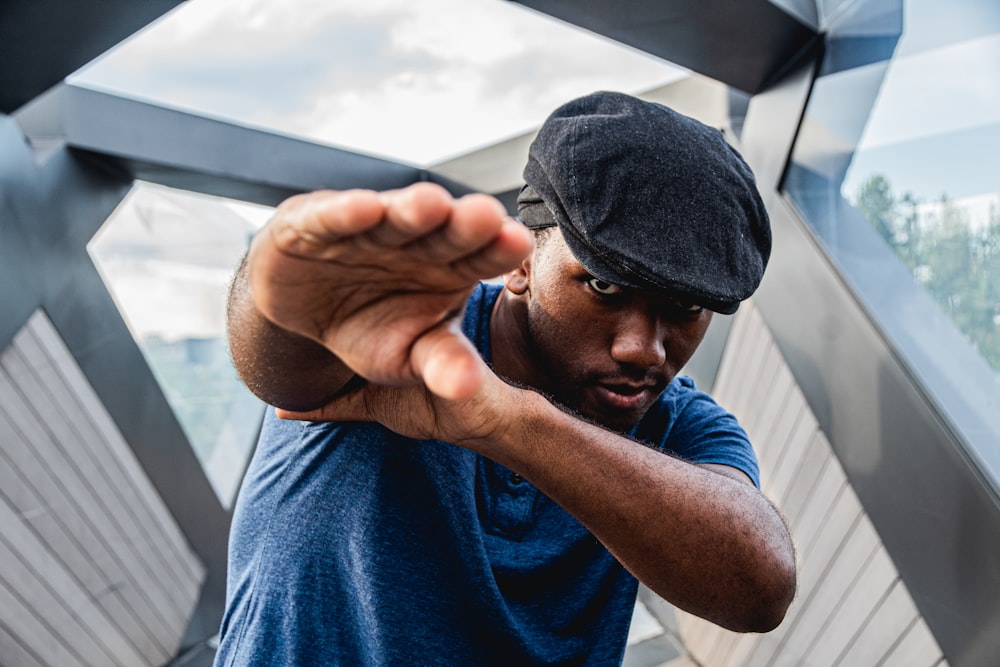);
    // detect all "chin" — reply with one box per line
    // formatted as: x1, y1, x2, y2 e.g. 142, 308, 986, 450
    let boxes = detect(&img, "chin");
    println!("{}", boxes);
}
585, 407, 645, 434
